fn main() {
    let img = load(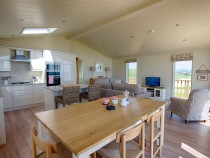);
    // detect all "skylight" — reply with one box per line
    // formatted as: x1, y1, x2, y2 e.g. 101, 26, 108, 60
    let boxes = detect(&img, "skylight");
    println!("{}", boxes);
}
21, 28, 57, 35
